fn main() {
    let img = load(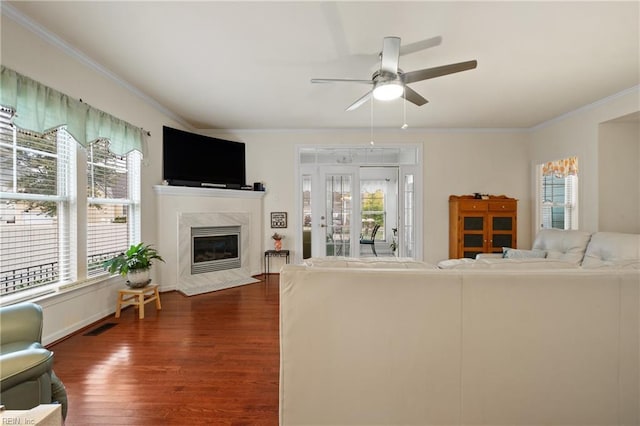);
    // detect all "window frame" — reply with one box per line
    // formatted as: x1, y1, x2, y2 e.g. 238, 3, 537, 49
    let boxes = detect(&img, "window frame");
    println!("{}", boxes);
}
537, 161, 579, 231
86, 140, 141, 277
0, 108, 142, 299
